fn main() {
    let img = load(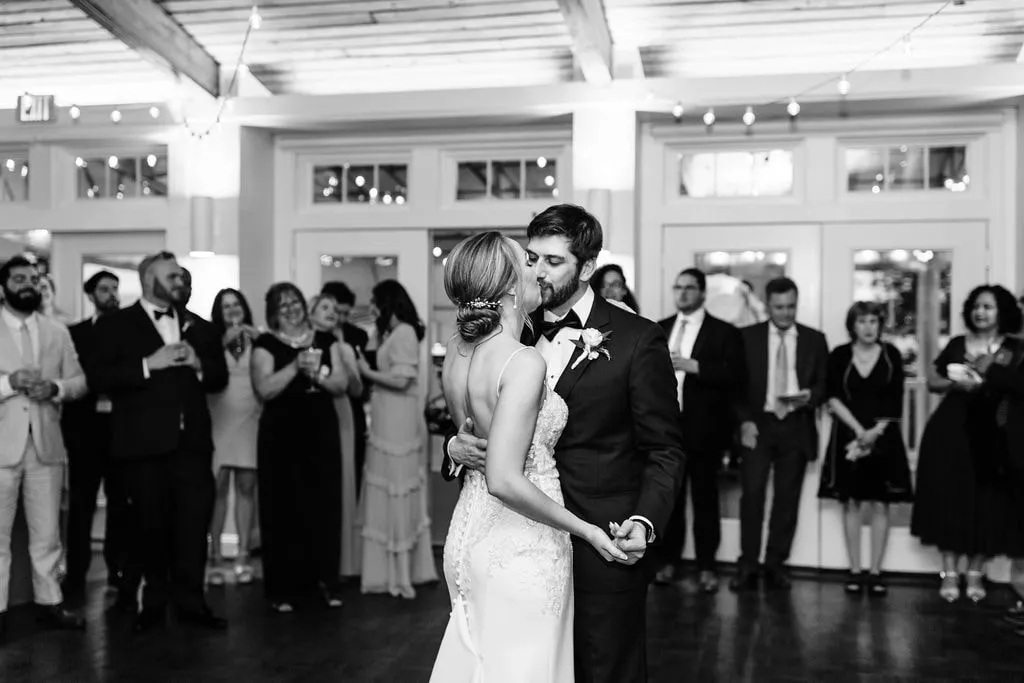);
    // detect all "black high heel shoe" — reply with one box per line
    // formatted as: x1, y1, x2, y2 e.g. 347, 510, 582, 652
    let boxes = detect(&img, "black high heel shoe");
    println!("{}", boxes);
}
320, 584, 343, 609
868, 573, 888, 597
844, 572, 864, 594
